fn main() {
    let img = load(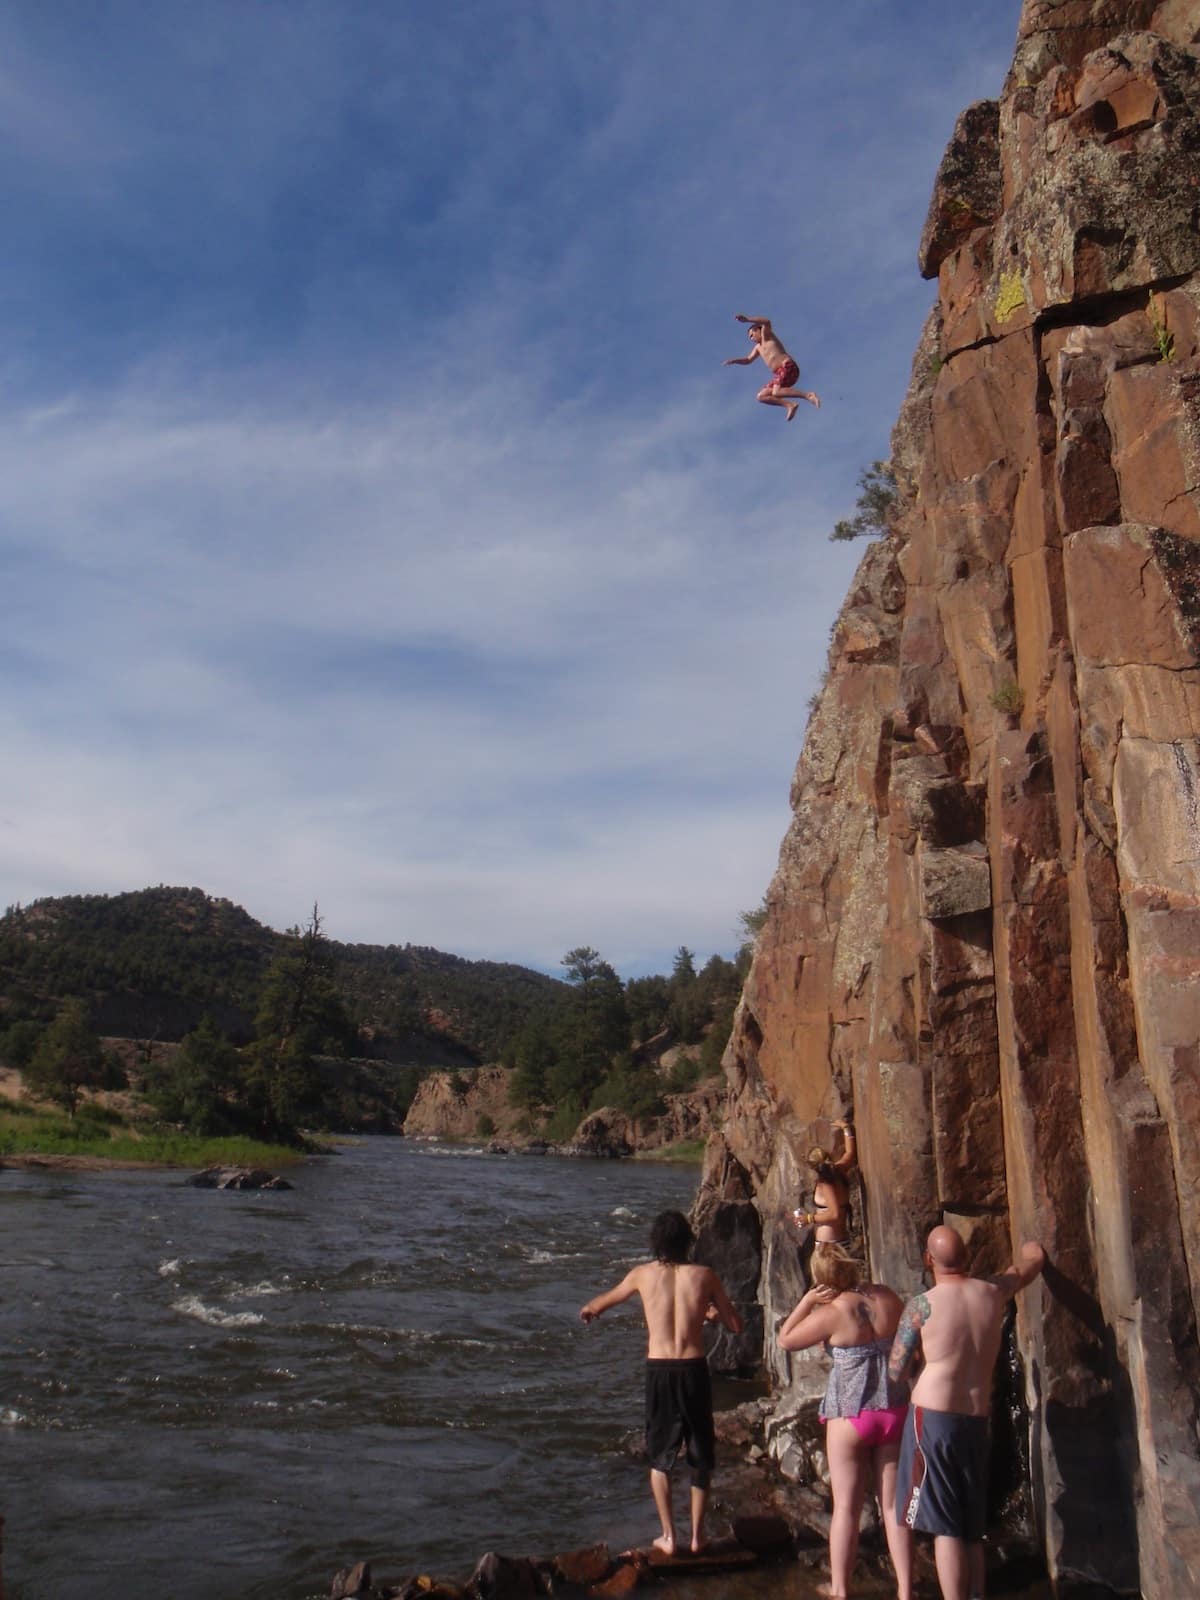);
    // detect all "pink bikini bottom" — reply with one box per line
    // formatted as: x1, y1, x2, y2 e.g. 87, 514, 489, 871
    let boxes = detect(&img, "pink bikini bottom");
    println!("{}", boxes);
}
846, 1403, 908, 1447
